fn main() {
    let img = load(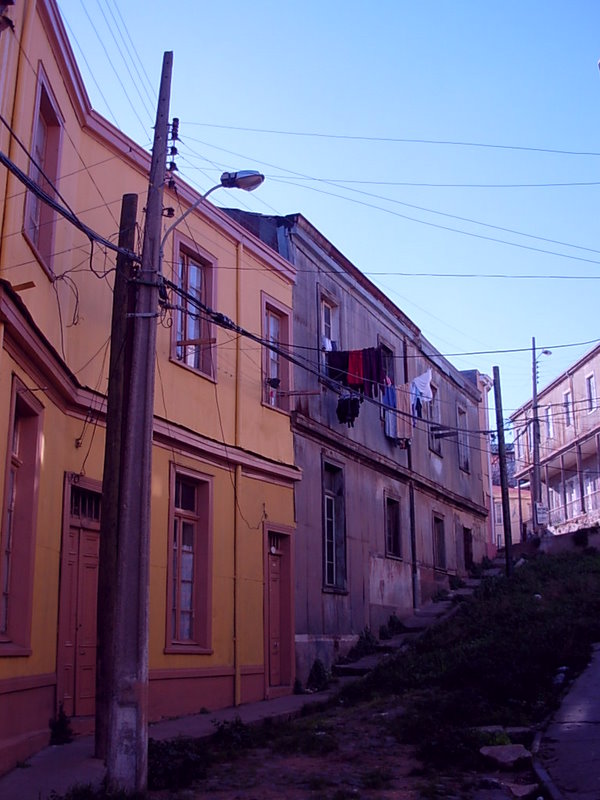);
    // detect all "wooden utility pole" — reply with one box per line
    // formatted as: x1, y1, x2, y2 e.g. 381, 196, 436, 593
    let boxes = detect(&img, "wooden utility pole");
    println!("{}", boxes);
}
493, 366, 513, 577
96, 192, 138, 761
101, 52, 172, 793
531, 336, 541, 537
